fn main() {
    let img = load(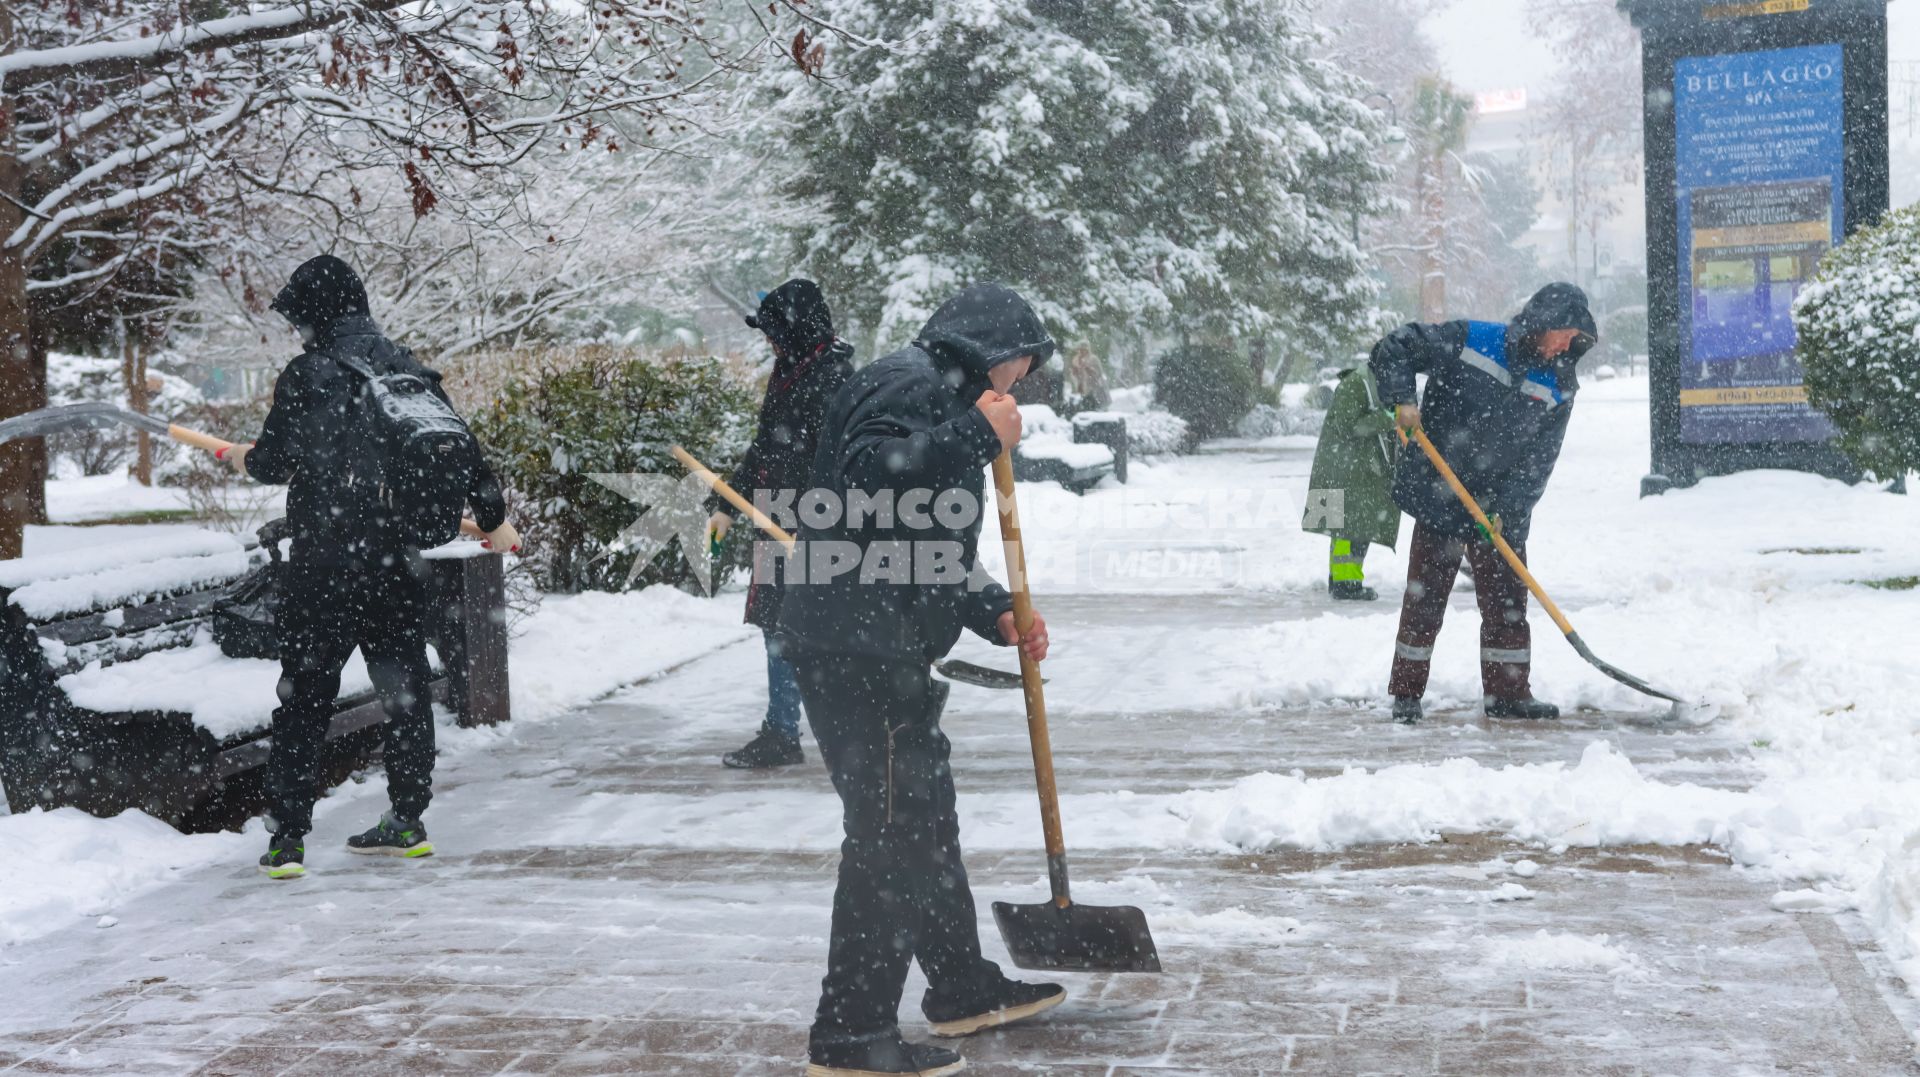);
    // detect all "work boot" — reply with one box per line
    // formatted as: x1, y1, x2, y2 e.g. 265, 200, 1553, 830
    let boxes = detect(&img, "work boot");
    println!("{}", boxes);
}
721, 726, 804, 769
258, 837, 306, 880
924, 977, 1067, 1037
345, 811, 434, 857
805, 1034, 965, 1077
1329, 580, 1378, 602
1391, 696, 1423, 724
1485, 696, 1559, 720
